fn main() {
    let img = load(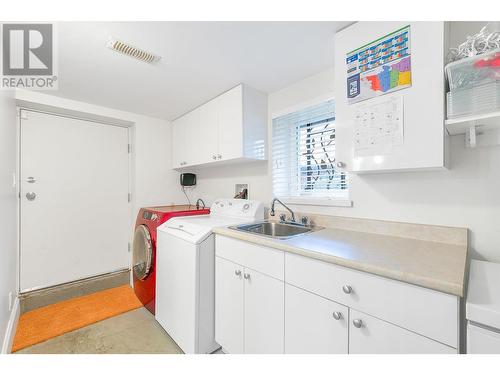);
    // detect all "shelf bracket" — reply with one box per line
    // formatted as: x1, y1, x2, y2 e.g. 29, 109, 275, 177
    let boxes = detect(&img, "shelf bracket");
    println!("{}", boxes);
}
467, 125, 477, 148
